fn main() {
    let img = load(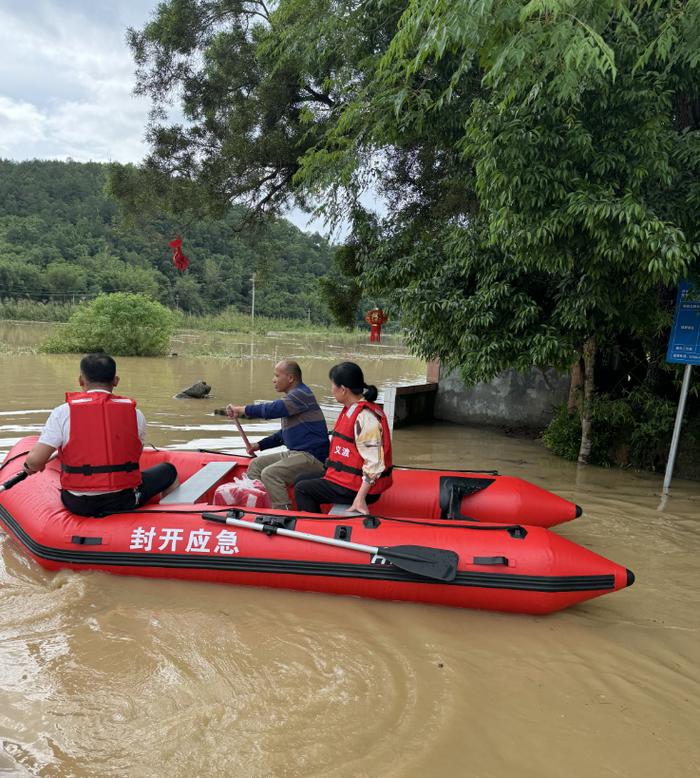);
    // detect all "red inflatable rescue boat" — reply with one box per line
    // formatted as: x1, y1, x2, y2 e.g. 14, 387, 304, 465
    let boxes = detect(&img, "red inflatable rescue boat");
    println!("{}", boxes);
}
0, 439, 633, 615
